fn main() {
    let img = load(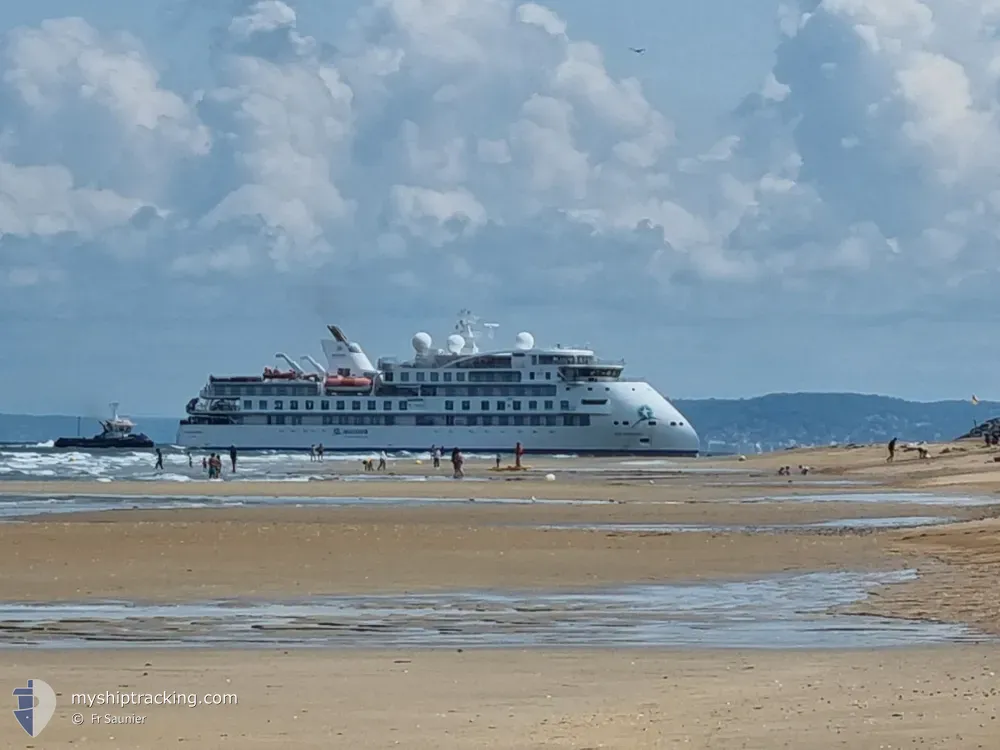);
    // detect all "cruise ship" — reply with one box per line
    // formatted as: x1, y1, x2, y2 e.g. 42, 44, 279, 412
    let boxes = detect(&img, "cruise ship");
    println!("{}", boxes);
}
176, 311, 700, 456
